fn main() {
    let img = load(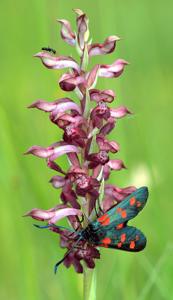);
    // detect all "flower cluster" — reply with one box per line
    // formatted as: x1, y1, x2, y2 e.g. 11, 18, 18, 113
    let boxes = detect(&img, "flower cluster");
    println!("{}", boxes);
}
24, 9, 136, 273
